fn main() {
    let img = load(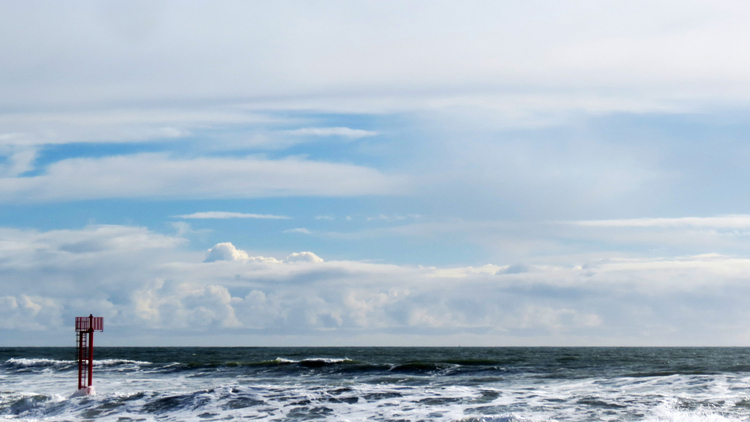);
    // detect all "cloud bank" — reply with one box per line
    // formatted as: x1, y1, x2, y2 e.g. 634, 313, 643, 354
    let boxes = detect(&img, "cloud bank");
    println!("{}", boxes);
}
3, 1, 750, 112
2, 225, 750, 346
